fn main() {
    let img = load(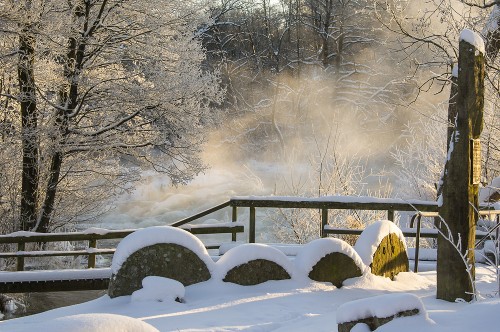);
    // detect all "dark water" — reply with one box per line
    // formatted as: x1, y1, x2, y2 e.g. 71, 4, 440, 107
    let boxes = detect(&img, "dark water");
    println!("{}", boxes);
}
3, 290, 106, 321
